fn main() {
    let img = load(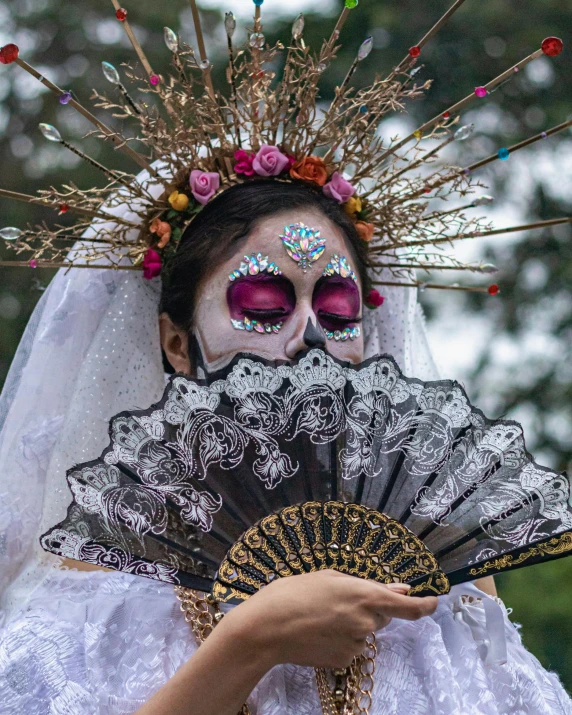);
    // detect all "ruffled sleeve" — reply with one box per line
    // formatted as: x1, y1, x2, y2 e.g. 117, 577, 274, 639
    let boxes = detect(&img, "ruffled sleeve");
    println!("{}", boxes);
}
1, 573, 571, 715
